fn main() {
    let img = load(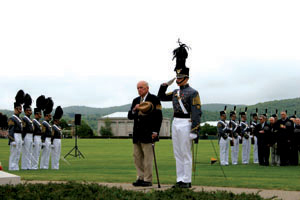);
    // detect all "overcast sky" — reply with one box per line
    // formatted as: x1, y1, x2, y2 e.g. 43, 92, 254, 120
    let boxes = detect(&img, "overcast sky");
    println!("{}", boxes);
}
1, 0, 300, 110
